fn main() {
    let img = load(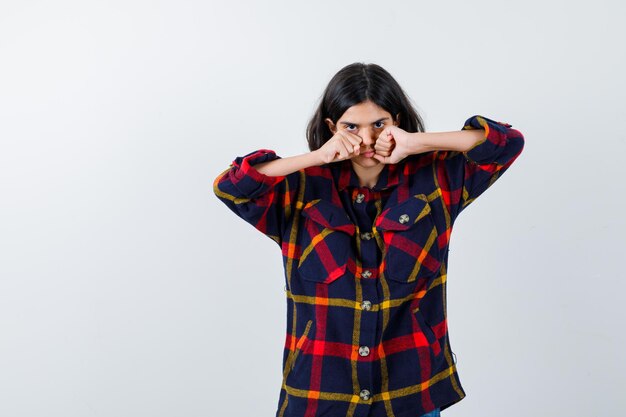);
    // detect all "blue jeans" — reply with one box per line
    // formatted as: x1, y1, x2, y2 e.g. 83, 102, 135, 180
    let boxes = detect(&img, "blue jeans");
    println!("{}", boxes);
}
420, 408, 440, 417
